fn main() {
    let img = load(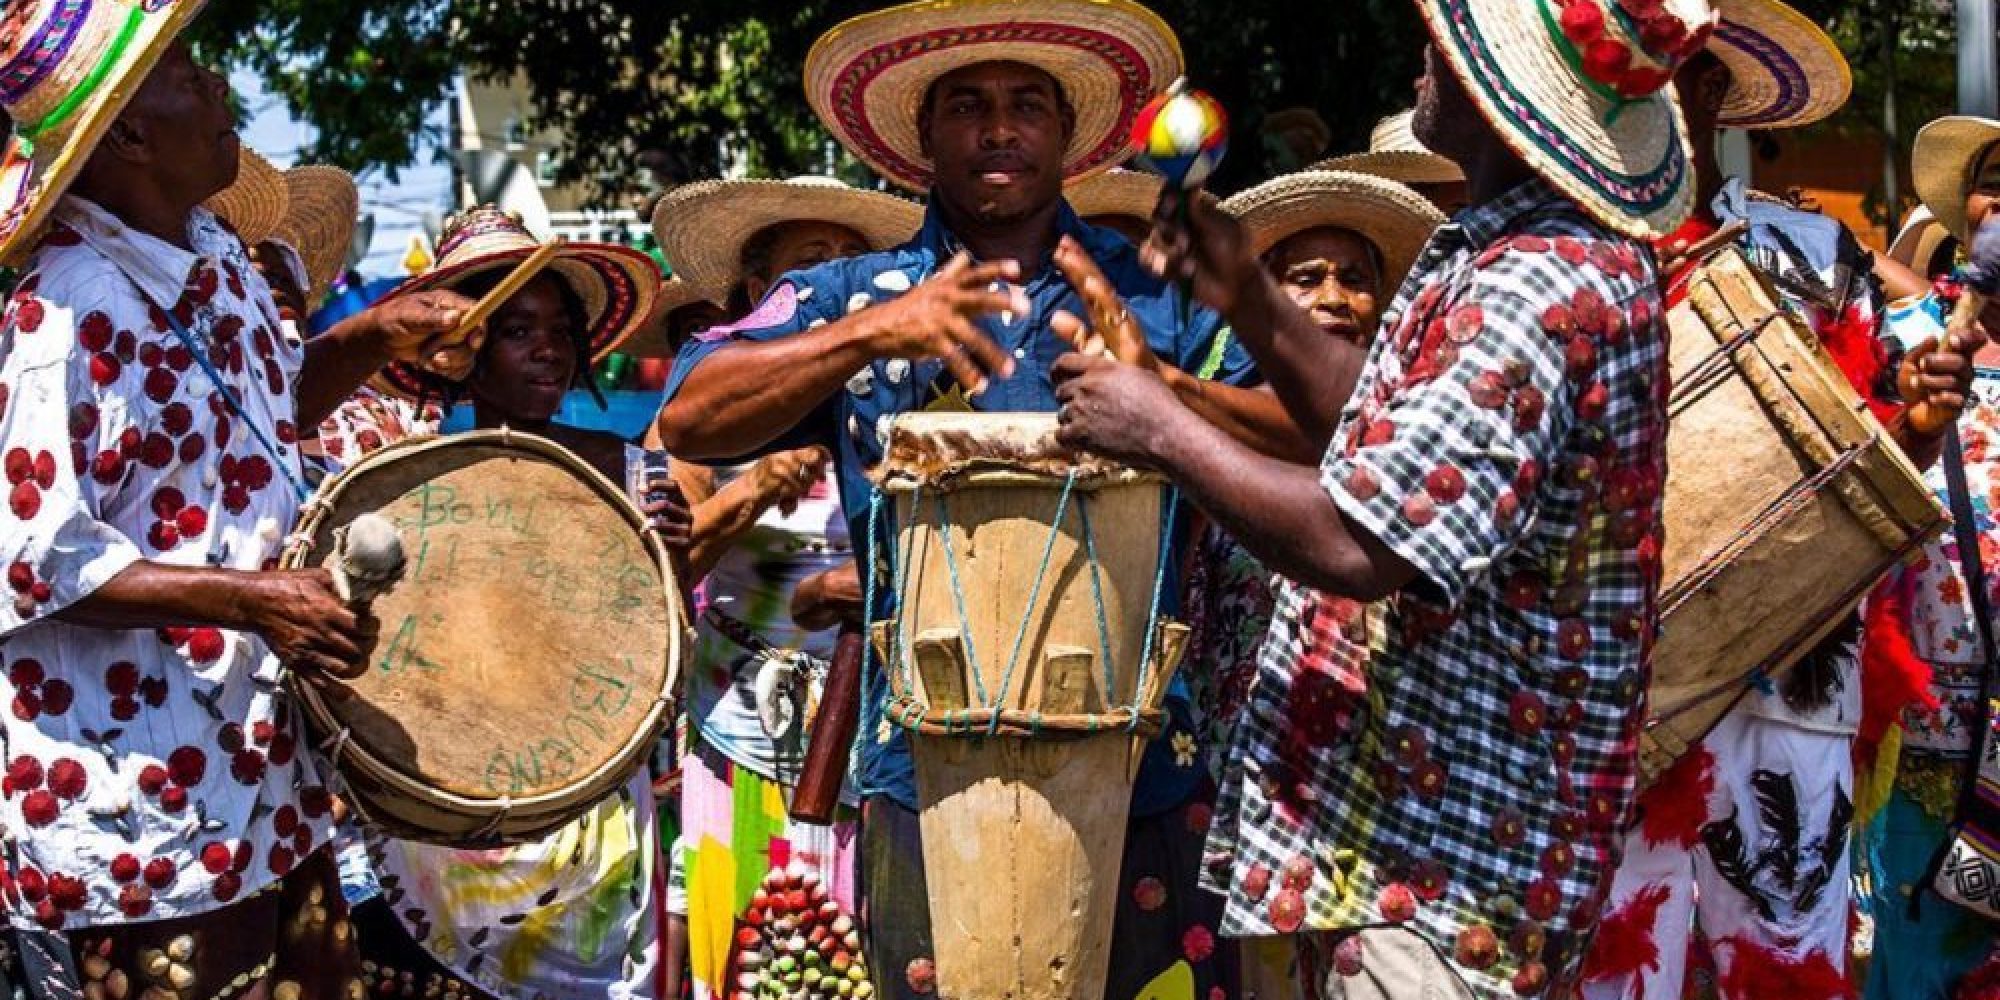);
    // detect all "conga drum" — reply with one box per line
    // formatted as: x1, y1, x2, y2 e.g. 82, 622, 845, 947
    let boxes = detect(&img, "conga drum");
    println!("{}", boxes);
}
873, 413, 1190, 1000
1643, 247, 1944, 783
283, 429, 683, 845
